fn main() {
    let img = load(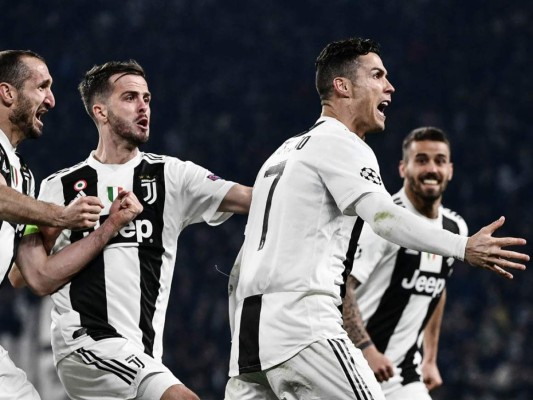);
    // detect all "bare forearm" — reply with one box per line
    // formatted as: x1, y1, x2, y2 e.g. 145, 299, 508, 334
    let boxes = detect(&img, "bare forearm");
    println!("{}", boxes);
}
0, 186, 64, 226
424, 290, 446, 363
218, 184, 252, 214
17, 217, 121, 295
8, 263, 26, 289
